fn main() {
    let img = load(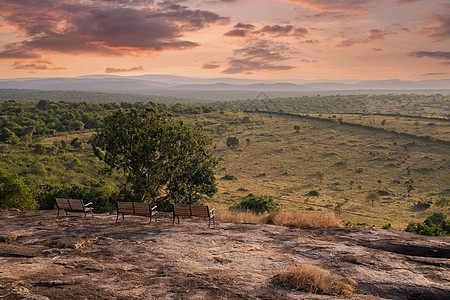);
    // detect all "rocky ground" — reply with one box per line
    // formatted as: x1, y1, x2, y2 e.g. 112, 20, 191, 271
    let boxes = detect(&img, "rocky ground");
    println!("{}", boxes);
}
0, 210, 449, 299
